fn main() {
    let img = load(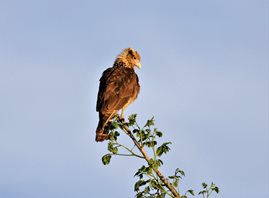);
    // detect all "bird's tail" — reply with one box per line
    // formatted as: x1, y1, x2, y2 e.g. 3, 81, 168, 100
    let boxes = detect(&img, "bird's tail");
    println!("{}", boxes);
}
95, 118, 111, 142
95, 130, 108, 142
